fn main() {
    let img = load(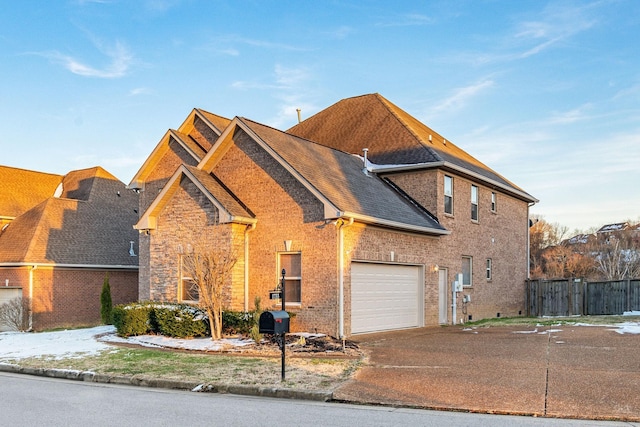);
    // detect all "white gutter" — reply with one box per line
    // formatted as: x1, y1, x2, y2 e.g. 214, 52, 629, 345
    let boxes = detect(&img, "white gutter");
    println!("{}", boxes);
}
337, 217, 354, 341
244, 223, 256, 311
369, 160, 538, 203
340, 211, 450, 236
